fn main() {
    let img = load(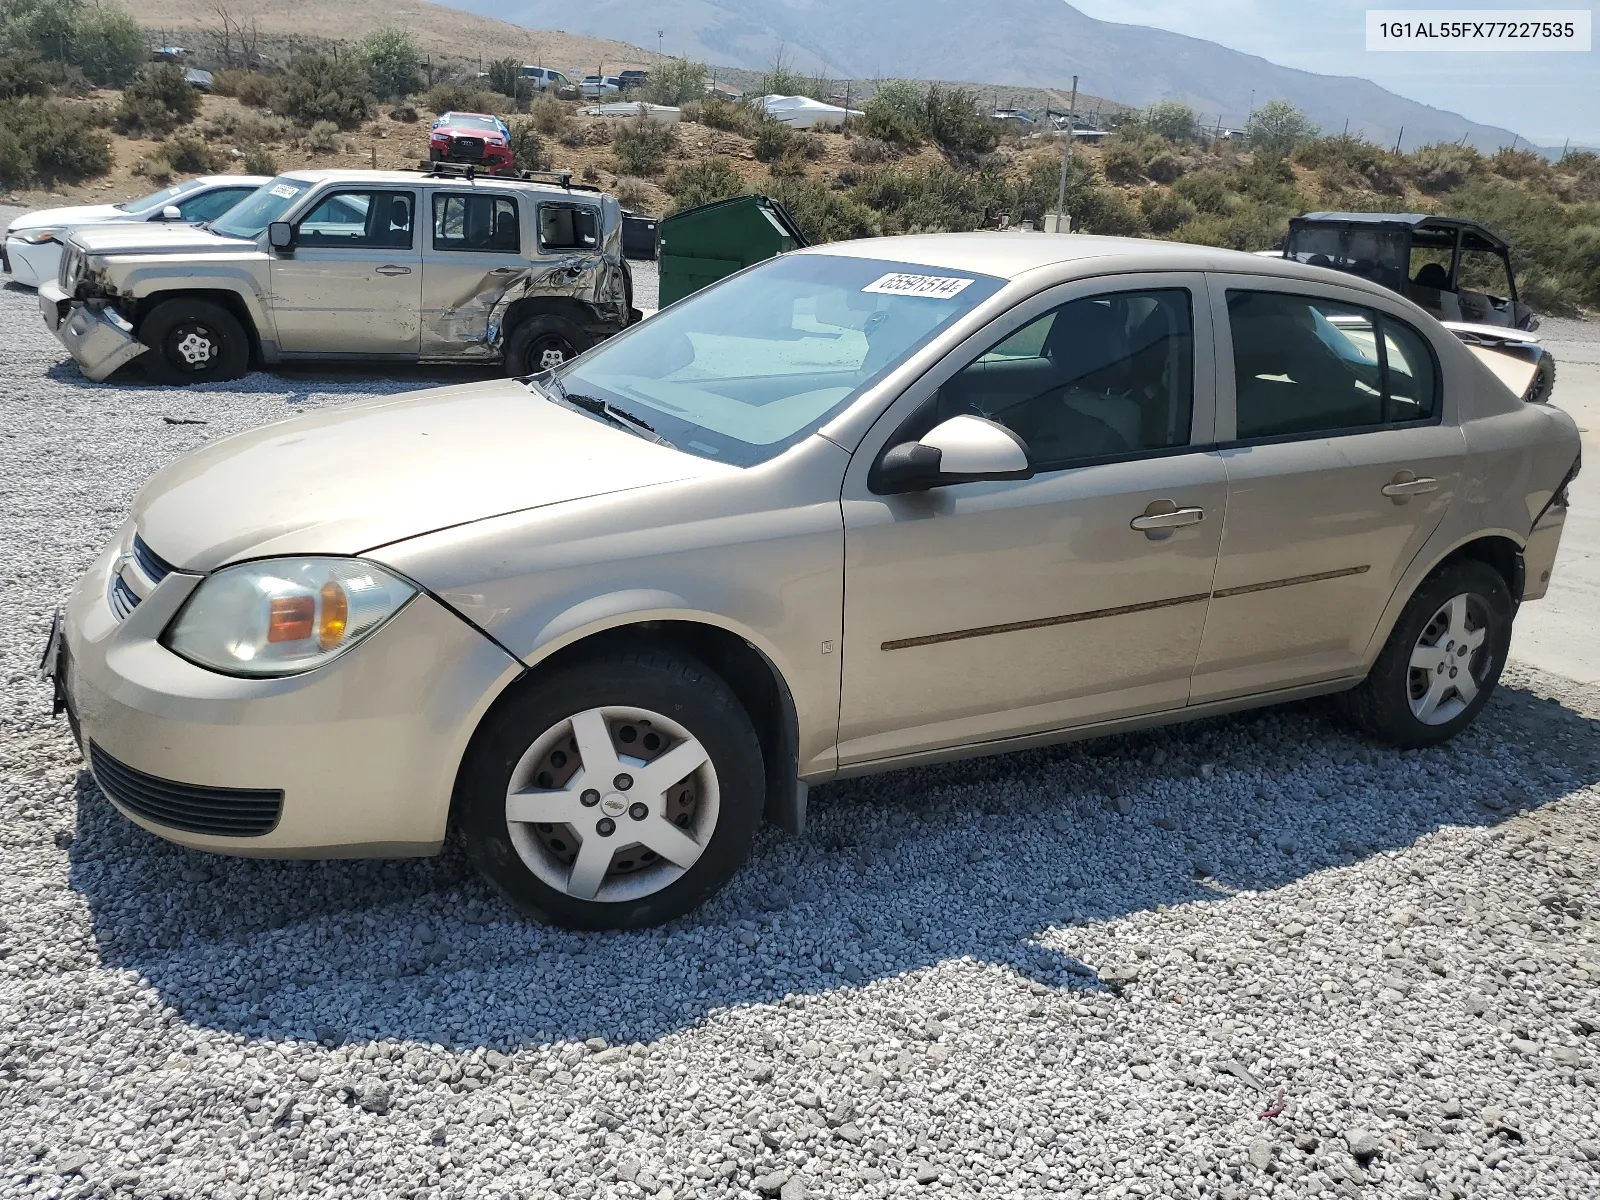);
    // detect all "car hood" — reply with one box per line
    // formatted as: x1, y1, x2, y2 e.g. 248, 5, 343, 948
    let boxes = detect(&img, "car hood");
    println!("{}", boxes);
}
7, 203, 128, 233
133, 379, 737, 572
67, 222, 249, 255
